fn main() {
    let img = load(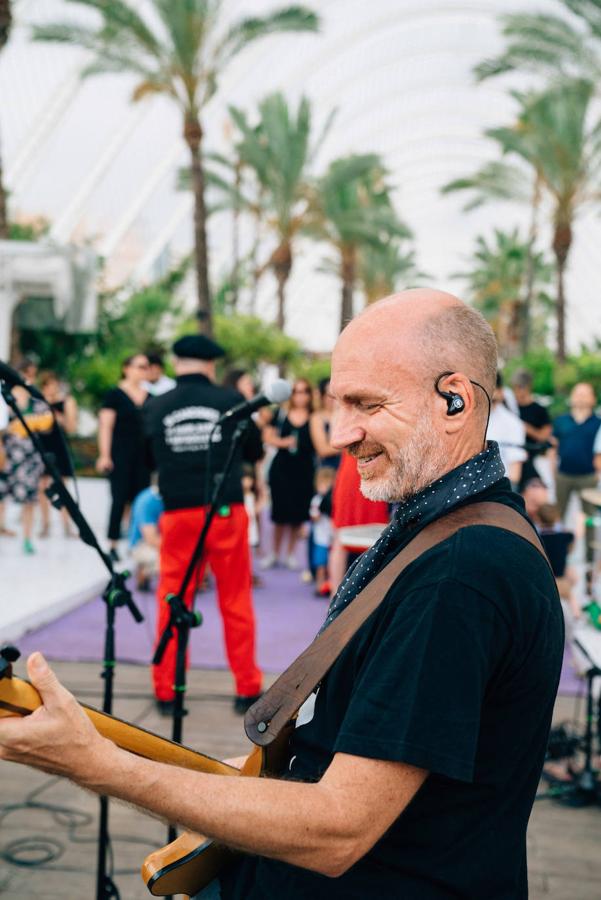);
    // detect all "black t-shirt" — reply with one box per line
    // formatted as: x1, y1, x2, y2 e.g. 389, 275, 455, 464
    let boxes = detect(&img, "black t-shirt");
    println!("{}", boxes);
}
518, 402, 551, 459
144, 374, 263, 510
222, 480, 564, 900
539, 528, 573, 577
101, 387, 148, 459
